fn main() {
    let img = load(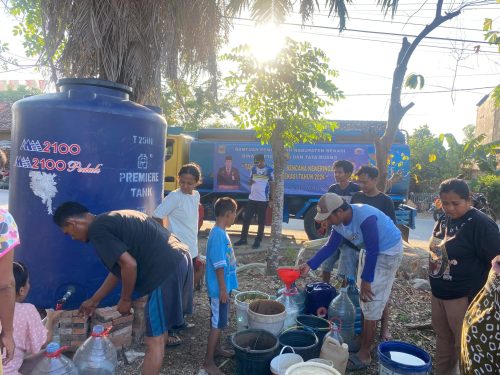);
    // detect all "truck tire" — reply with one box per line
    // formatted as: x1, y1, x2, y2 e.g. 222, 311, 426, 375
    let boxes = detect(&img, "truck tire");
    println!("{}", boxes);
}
304, 205, 328, 240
